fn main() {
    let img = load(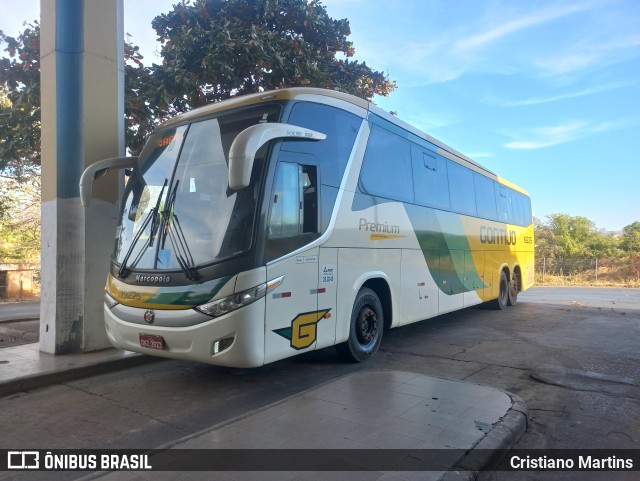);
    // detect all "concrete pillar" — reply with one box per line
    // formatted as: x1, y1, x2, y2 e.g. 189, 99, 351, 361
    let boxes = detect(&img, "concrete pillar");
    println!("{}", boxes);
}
40, 0, 124, 354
